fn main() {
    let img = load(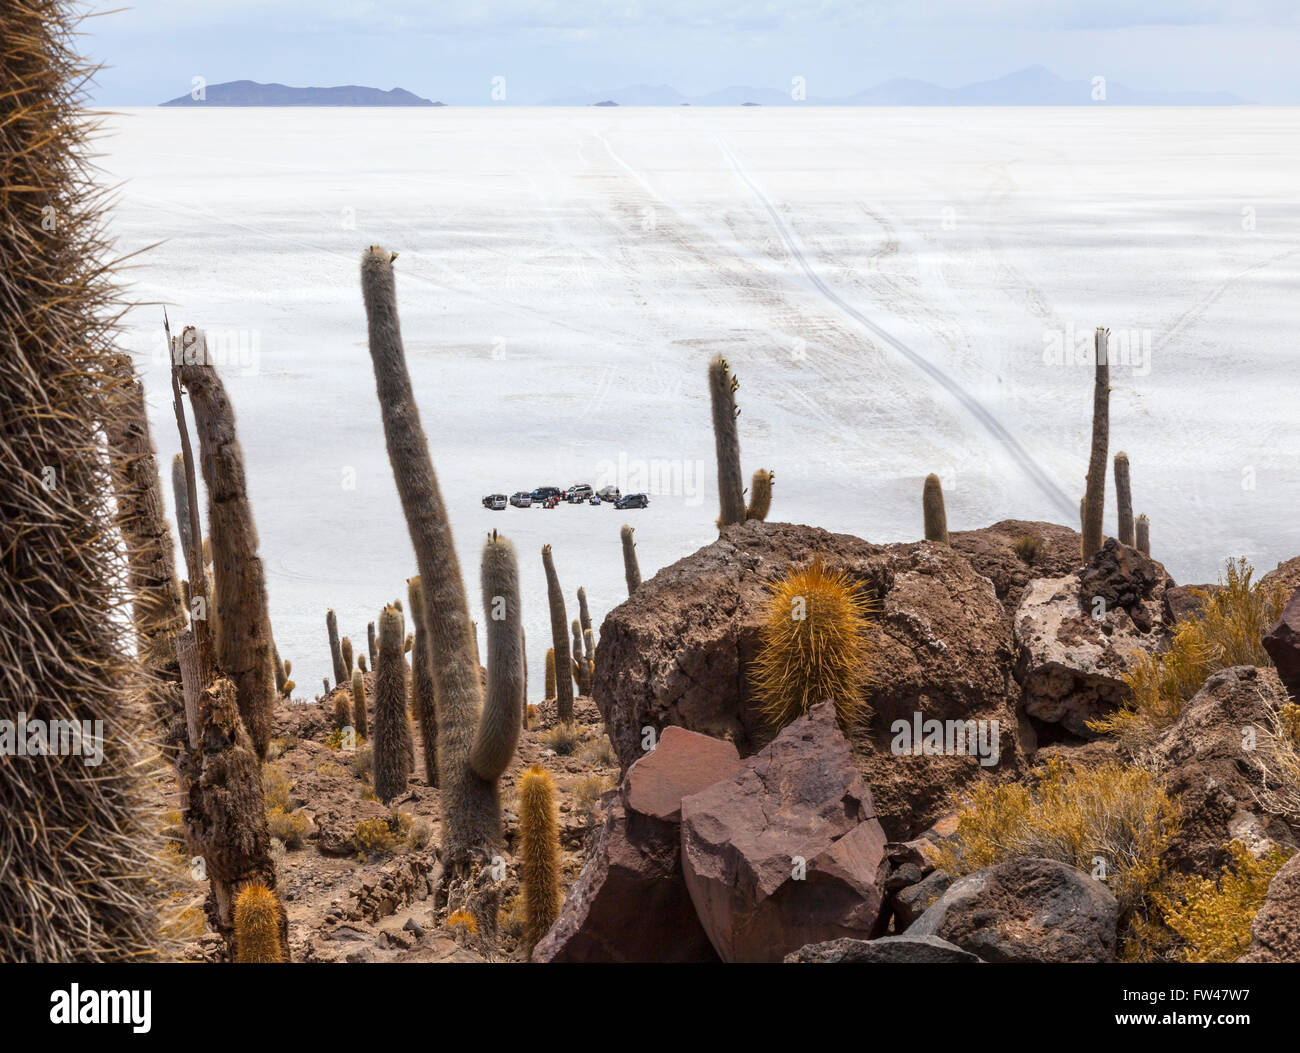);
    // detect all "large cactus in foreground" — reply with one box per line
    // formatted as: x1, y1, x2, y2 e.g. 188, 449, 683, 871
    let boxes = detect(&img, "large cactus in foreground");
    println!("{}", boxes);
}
234, 884, 287, 963
0, 3, 160, 958
407, 575, 438, 785
361, 246, 518, 863
373, 605, 412, 804
1082, 327, 1110, 560
542, 543, 575, 723
181, 341, 277, 760
708, 355, 746, 528
1114, 451, 1134, 548
923, 472, 949, 544
519, 765, 563, 953
621, 524, 642, 595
